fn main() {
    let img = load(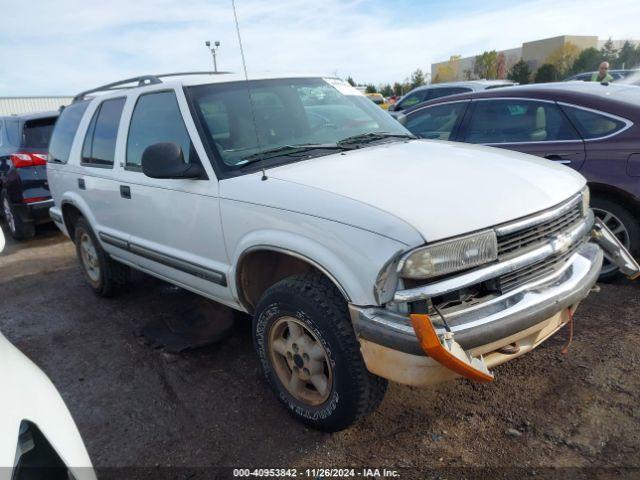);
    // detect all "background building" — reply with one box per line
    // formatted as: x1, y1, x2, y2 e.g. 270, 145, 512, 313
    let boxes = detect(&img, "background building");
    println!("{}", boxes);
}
0, 96, 72, 116
431, 35, 639, 82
